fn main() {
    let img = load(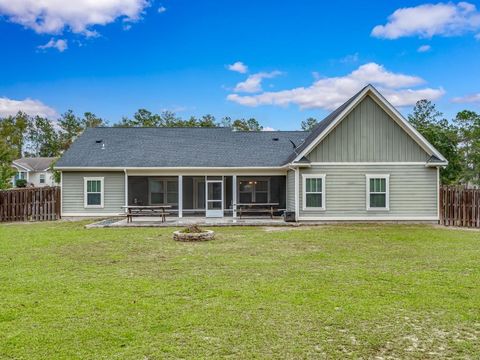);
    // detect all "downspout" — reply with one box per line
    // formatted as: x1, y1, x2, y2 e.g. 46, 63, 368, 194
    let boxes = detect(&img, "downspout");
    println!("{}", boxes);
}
124, 169, 128, 213
287, 164, 300, 222
59, 171, 63, 218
